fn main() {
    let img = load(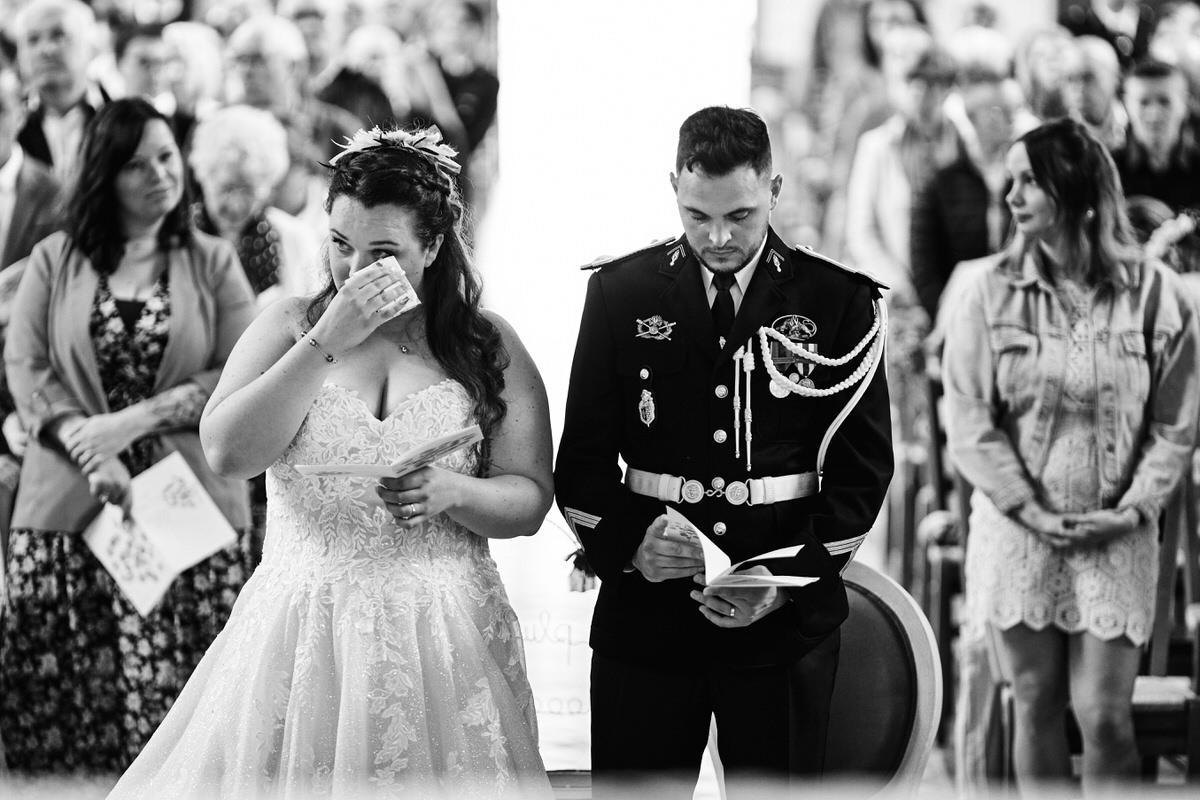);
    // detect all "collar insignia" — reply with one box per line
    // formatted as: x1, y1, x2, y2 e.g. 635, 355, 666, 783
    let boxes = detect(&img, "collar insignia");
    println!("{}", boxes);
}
772, 314, 817, 341
768, 249, 785, 272
636, 315, 676, 341
668, 244, 685, 267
